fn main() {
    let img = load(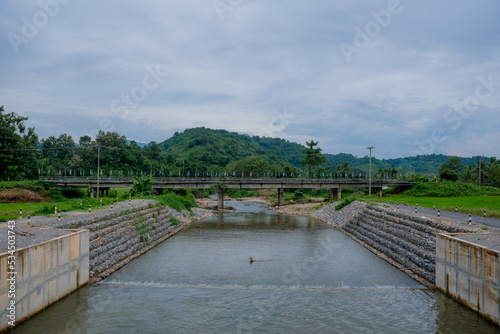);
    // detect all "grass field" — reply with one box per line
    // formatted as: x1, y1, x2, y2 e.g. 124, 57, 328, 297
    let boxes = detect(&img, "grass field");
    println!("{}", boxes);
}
0, 197, 120, 222
0, 187, 197, 222
0, 187, 150, 222
371, 196, 500, 218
